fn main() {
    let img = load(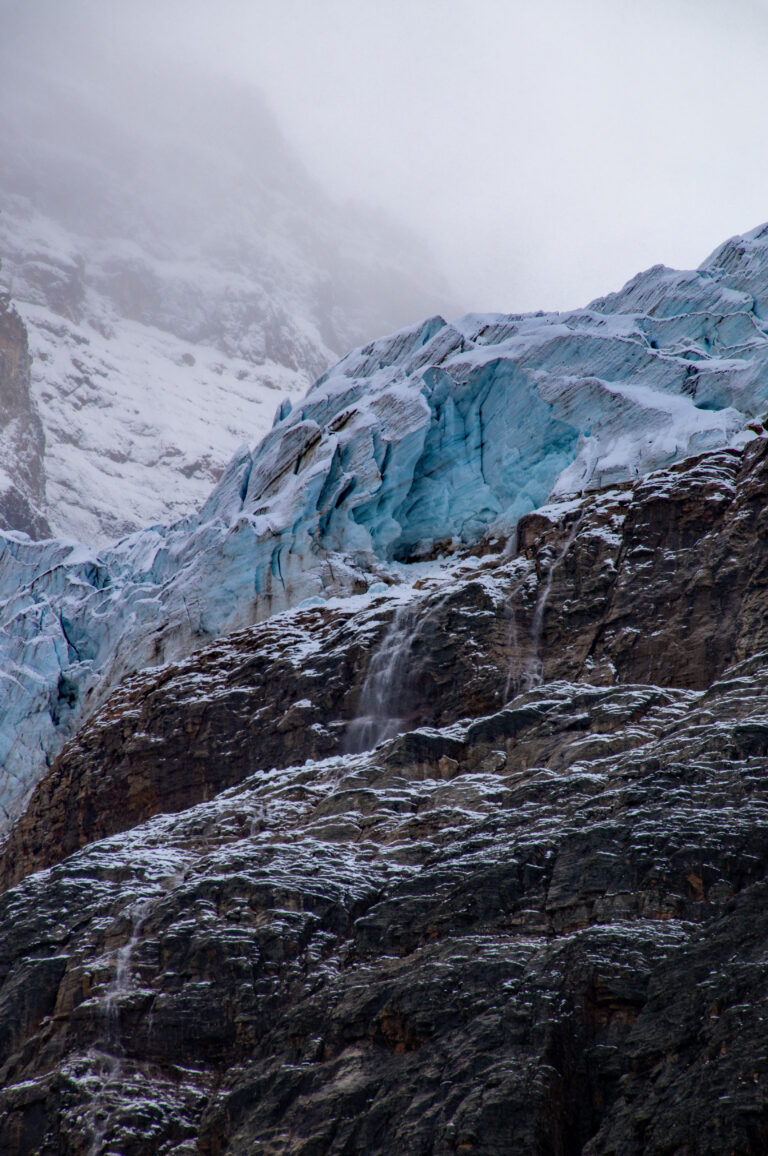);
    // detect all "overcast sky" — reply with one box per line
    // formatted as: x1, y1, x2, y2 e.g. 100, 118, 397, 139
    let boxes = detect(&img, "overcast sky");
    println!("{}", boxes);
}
6, 0, 768, 314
